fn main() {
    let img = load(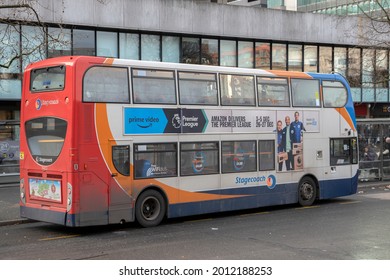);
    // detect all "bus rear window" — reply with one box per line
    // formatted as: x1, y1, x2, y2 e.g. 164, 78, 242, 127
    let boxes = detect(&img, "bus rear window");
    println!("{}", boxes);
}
25, 117, 67, 166
31, 66, 65, 92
